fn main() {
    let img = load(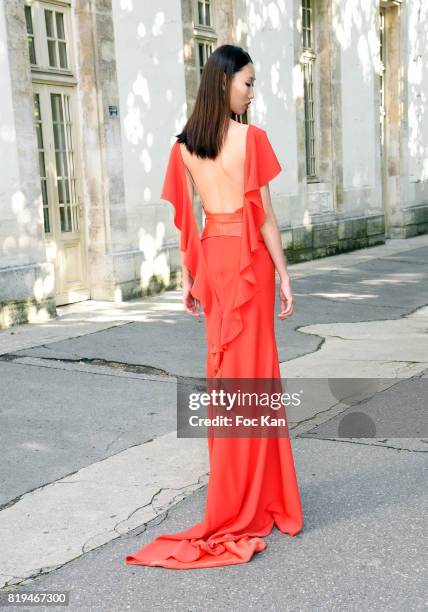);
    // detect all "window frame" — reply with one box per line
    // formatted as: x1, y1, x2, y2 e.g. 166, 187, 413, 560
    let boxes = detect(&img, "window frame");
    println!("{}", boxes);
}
300, 0, 320, 182
194, 0, 215, 31
195, 38, 215, 77
24, 0, 74, 76
193, 0, 217, 80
